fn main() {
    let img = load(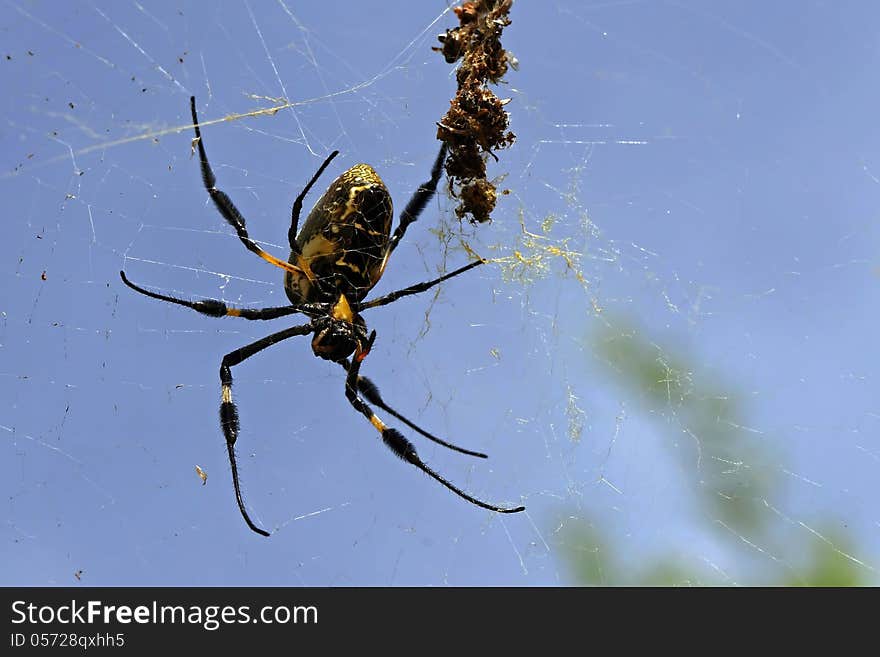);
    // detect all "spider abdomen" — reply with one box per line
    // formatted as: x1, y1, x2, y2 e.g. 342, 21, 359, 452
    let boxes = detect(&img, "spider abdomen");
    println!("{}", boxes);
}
285, 163, 393, 305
